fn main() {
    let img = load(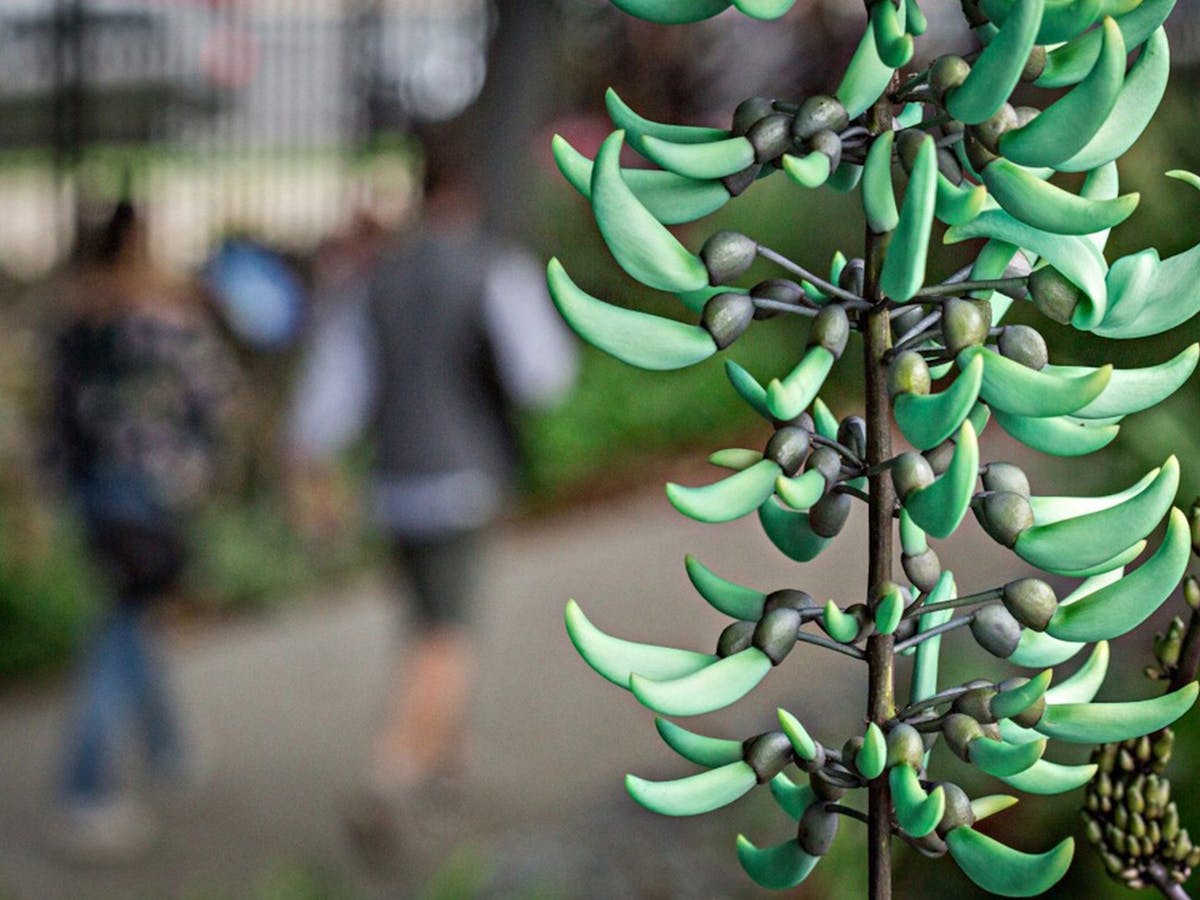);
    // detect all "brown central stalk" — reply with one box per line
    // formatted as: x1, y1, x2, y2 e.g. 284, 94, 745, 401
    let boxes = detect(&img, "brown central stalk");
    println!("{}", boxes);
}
864, 85, 898, 900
